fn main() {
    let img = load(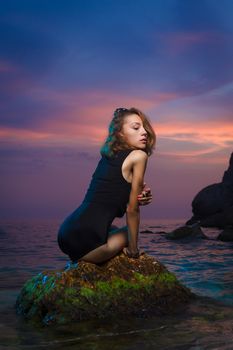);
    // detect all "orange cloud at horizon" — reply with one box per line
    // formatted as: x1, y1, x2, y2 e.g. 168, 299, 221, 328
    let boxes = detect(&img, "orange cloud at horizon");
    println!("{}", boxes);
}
1, 118, 232, 164
1, 85, 232, 163
0, 87, 178, 144
157, 120, 233, 146
0, 126, 52, 141
155, 121, 233, 163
